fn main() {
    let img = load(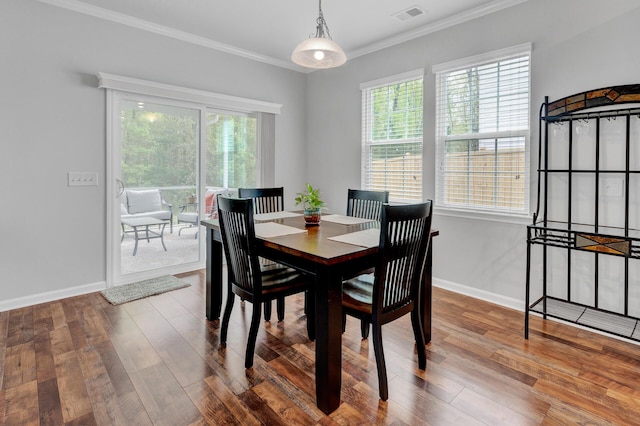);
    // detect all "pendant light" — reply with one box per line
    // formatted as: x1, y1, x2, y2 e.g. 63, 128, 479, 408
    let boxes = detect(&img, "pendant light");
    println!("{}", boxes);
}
291, 0, 346, 69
